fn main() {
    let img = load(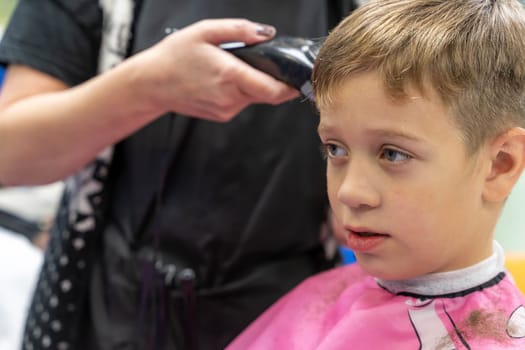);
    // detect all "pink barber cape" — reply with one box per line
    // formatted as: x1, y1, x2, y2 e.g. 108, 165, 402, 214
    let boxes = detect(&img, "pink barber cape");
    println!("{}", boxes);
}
227, 243, 525, 349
